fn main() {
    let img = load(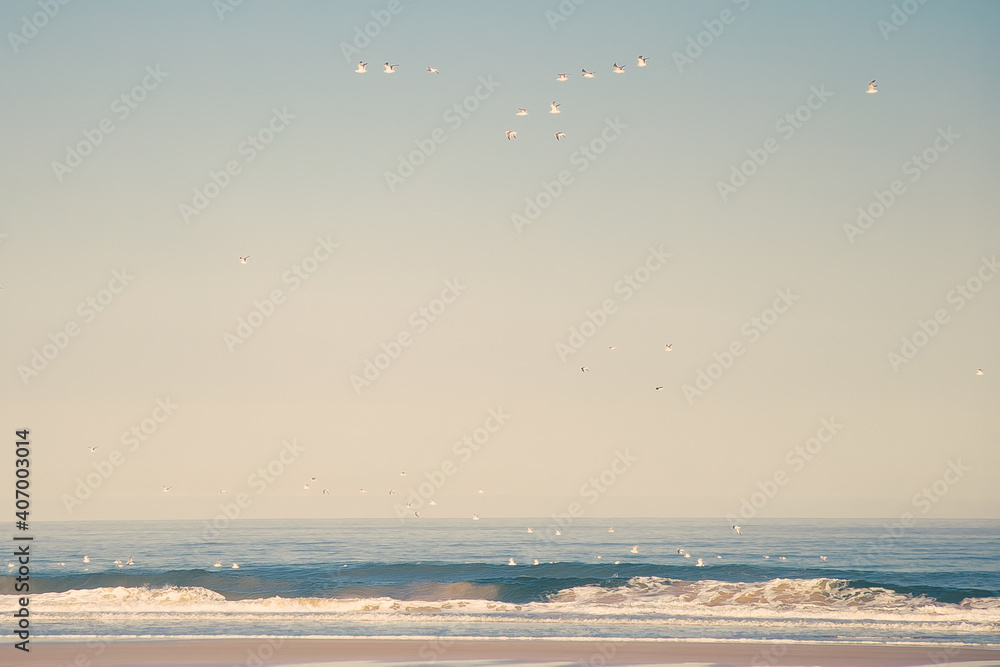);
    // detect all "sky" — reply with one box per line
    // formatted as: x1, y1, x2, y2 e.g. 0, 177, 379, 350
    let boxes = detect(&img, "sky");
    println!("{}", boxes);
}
2, 0, 998, 522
